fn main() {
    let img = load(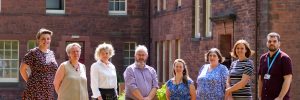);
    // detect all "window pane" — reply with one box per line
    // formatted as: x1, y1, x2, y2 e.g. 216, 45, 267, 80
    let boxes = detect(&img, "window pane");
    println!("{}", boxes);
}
5, 51, 11, 59
130, 51, 135, 57
0, 60, 7, 67
109, 2, 114, 10
11, 69, 18, 78
28, 40, 36, 50
3, 69, 9, 78
0, 50, 4, 58
0, 41, 4, 49
12, 41, 18, 50
115, 2, 120, 10
46, 0, 61, 9
123, 59, 129, 66
5, 41, 11, 50
130, 58, 135, 64
120, 2, 125, 11
130, 43, 136, 50
124, 43, 129, 50
11, 60, 18, 68
123, 51, 129, 57
12, 51, 18, 59
0, 69, 3, 78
